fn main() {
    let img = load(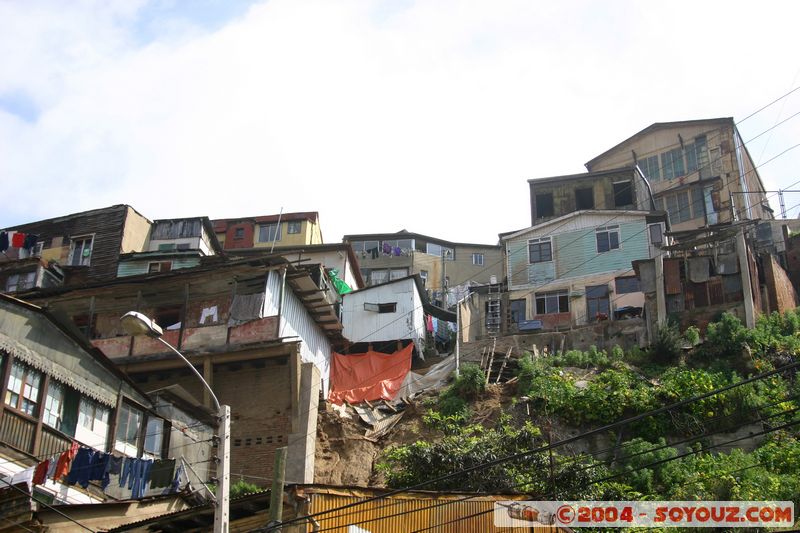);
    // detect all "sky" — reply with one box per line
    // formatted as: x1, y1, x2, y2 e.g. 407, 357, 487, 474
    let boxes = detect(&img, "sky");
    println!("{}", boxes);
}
1, 0, 799, 245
